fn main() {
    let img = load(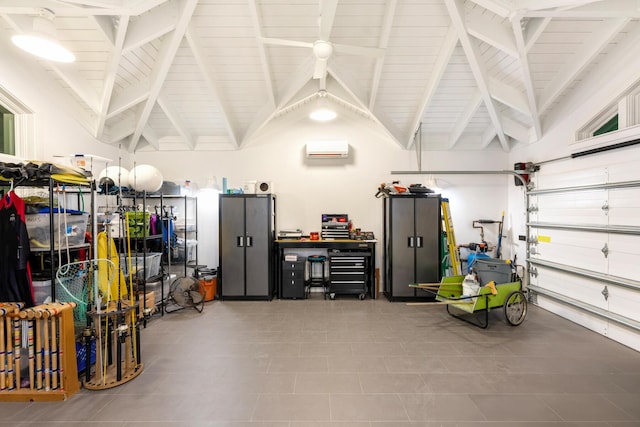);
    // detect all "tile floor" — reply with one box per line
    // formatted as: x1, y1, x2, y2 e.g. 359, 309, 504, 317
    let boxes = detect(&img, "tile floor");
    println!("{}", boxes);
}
2, 295, 640, 426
